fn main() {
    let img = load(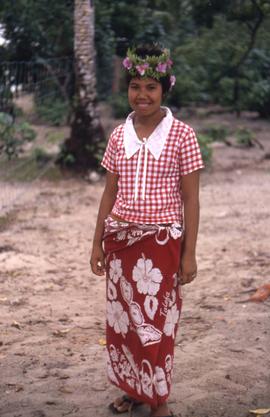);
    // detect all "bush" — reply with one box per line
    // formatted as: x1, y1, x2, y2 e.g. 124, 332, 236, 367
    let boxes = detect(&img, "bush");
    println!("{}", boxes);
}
197, 133, 213, 165
235, 127, 254, 147
240, 49, 270, 118
0, 112, 36, 159
35, 97, 70, 126
202, 125, 229, 142
109, 93, 130, 118
32, 147, 52, 165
